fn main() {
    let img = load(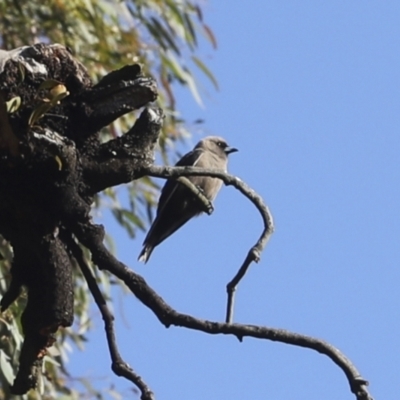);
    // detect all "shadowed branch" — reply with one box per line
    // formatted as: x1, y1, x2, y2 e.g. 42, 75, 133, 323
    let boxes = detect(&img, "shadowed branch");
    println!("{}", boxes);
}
73, 221, 373, 400
143, 164, 274, 323
65, 234, 155, 400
